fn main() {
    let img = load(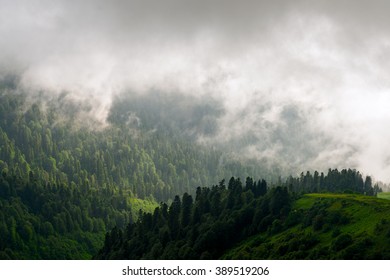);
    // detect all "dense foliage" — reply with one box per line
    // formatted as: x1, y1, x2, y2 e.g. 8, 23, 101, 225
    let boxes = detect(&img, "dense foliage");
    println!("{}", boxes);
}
0, 171, 123, 259
0, 88, 268, 202
95, 177, 284, 259
0, 81, 385, 259
96, 171, 382, 259
287, 169, 381, 196
0, 86, 267, 259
